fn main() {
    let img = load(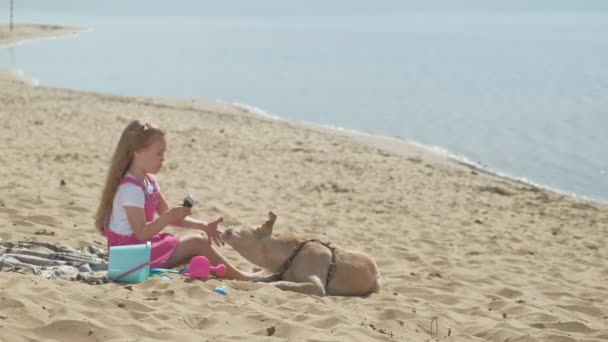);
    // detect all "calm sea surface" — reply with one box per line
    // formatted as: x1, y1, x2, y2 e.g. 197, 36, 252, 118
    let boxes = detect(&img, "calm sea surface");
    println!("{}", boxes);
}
2, 0, 607, 202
